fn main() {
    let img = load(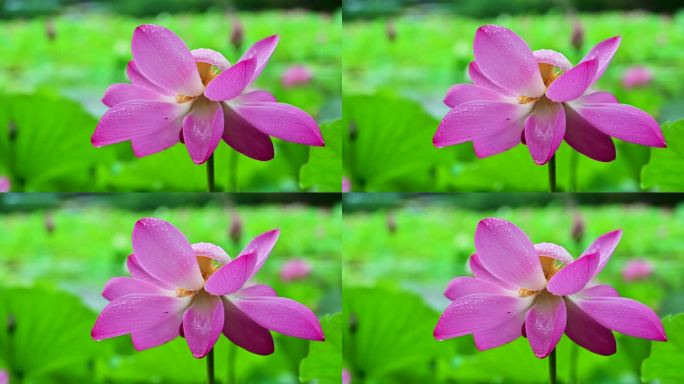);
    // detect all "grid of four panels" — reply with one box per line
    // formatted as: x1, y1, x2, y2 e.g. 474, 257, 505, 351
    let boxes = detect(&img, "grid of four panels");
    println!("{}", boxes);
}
1, 1, 683, 383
